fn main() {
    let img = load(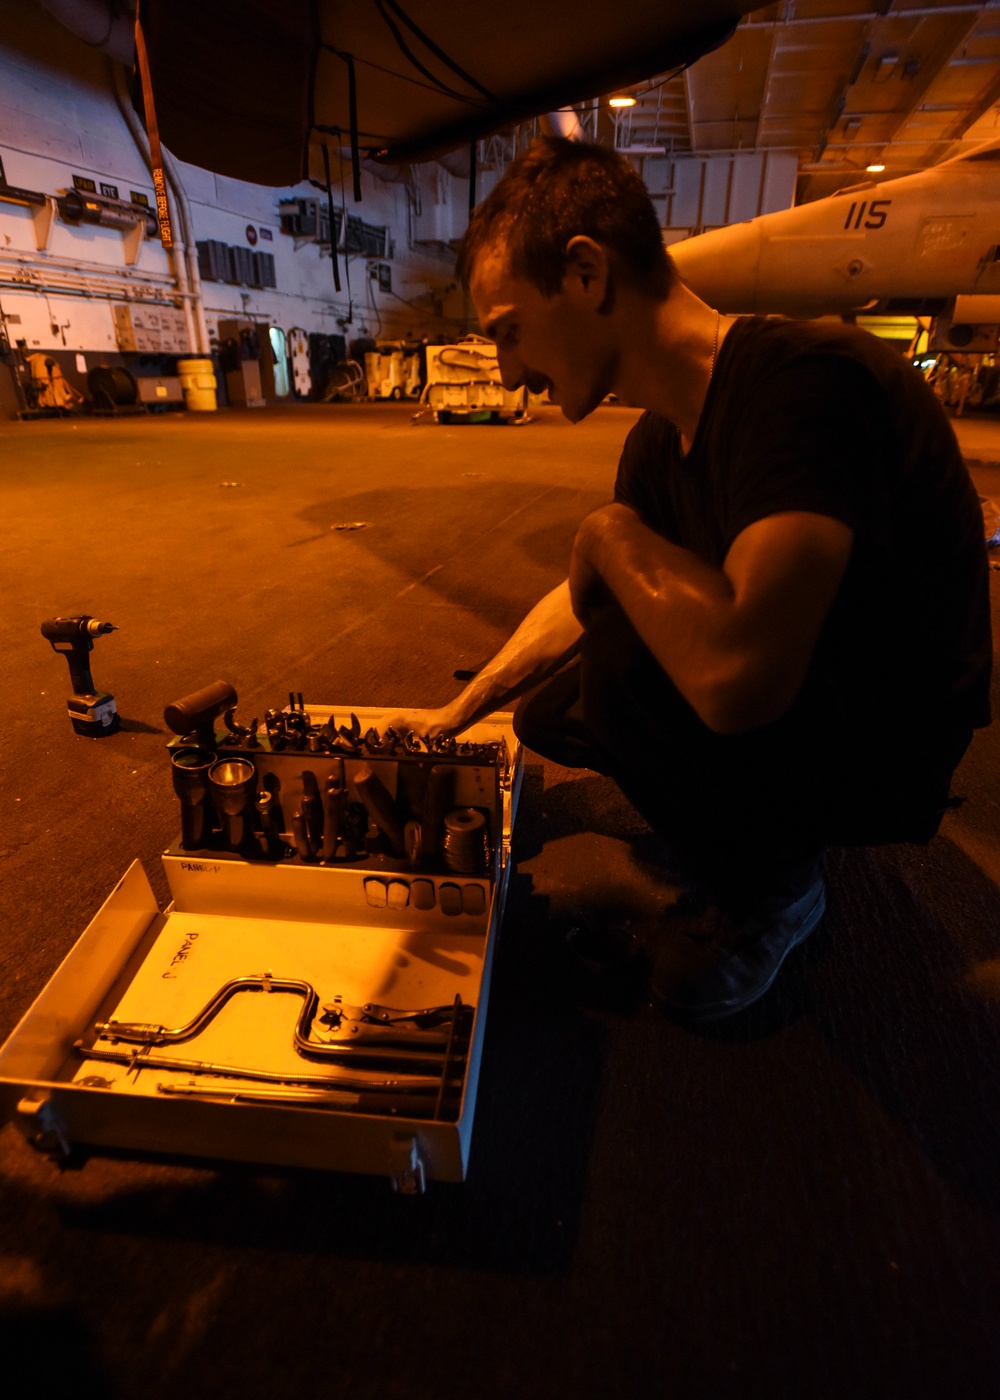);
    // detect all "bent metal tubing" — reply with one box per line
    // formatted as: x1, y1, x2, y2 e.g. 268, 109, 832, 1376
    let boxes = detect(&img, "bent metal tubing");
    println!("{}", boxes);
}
75, 1040, 452, 1096
153, 1082, 442, 1117
91, 974, 467, 1067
